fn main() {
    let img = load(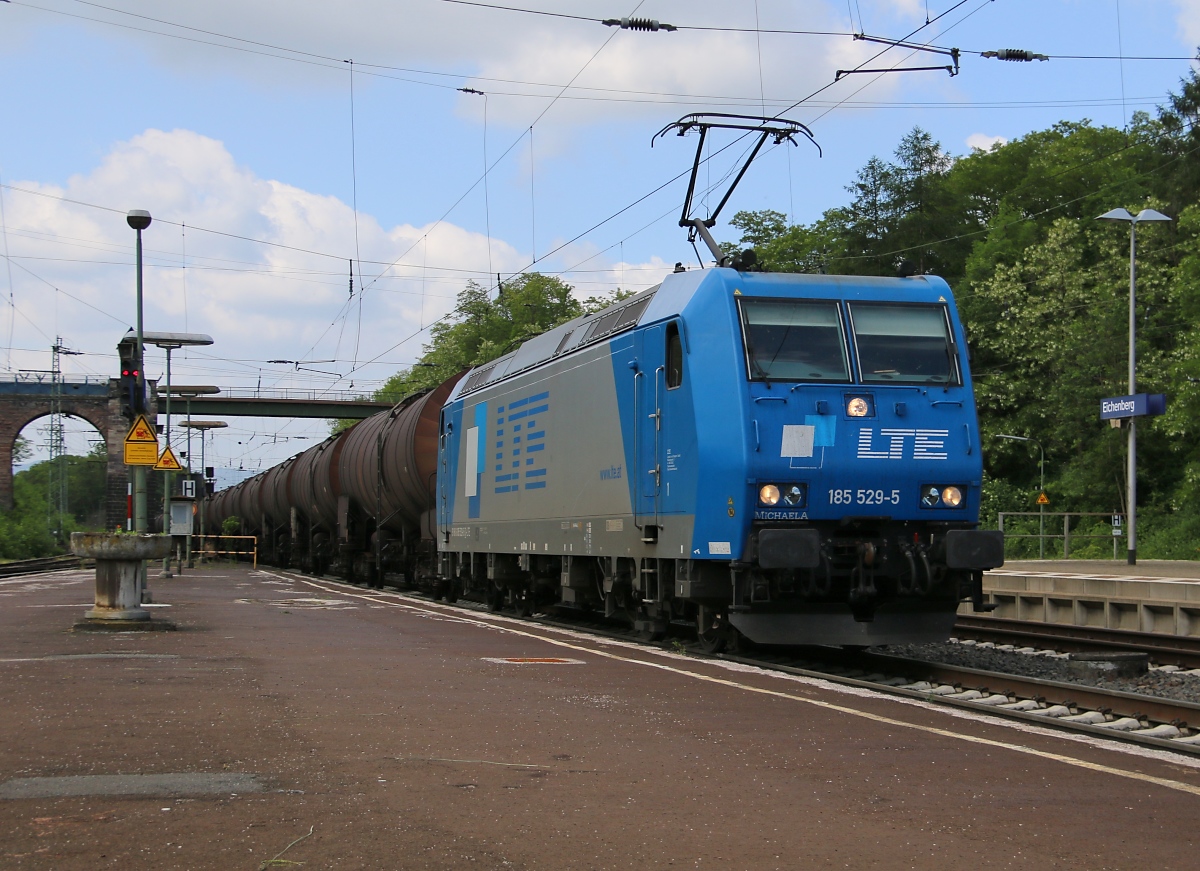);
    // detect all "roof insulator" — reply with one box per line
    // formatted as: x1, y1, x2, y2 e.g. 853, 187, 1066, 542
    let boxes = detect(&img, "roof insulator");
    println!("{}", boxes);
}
602, 17, 677, 32
981, 49, 1049, 62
